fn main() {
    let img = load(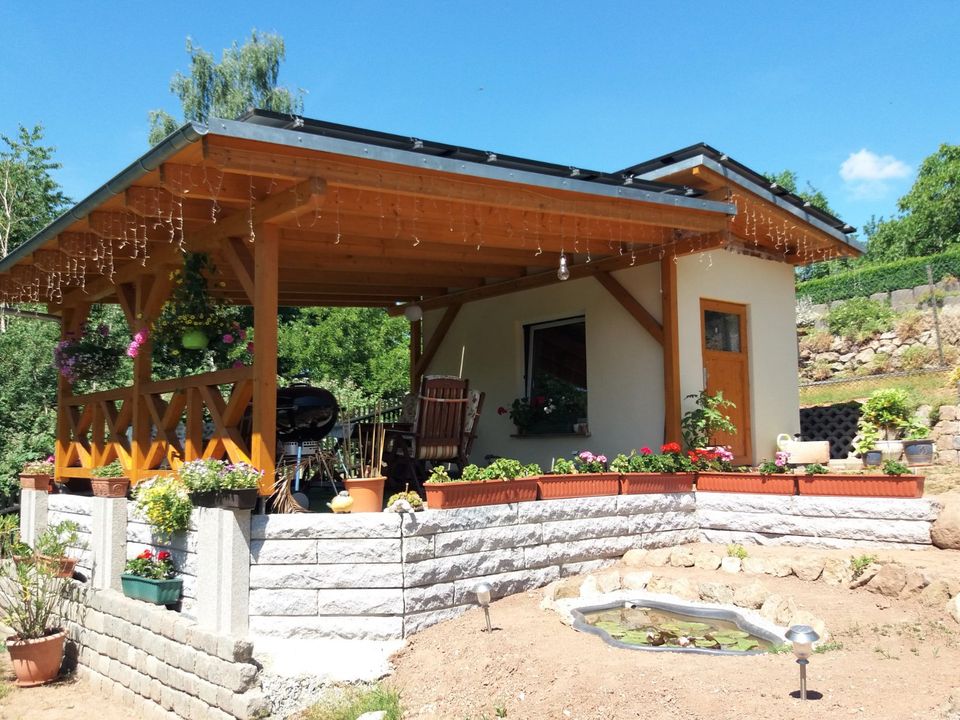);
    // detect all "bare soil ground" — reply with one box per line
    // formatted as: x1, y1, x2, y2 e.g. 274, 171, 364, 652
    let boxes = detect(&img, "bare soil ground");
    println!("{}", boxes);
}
0, 657, 130, 720
389, 553, 960, 720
